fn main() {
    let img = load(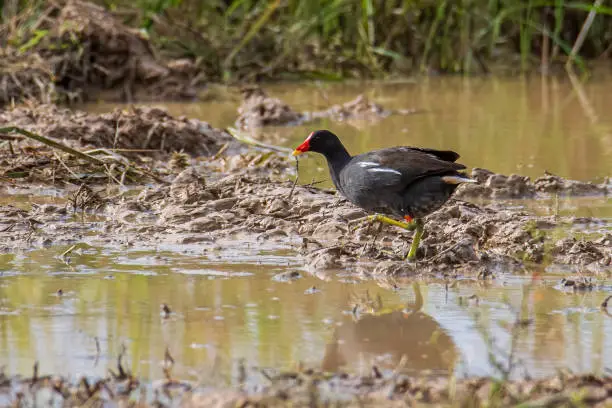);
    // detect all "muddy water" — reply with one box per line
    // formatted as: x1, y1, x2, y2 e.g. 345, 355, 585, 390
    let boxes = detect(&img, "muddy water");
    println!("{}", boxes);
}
88, 76, 612, 186
2, 244, 612, 382
3, 77, 611, 383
